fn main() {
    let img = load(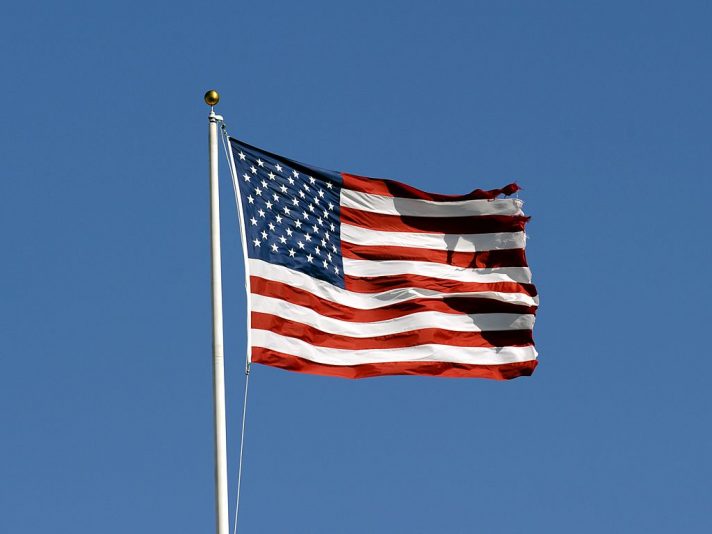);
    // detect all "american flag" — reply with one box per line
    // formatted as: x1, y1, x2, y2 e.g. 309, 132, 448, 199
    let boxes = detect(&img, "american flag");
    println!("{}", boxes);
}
228, 138, 538, 379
